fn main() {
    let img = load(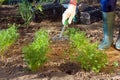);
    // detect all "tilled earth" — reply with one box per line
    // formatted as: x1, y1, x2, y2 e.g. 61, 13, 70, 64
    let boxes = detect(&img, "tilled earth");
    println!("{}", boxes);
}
0, 5, 120, 80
